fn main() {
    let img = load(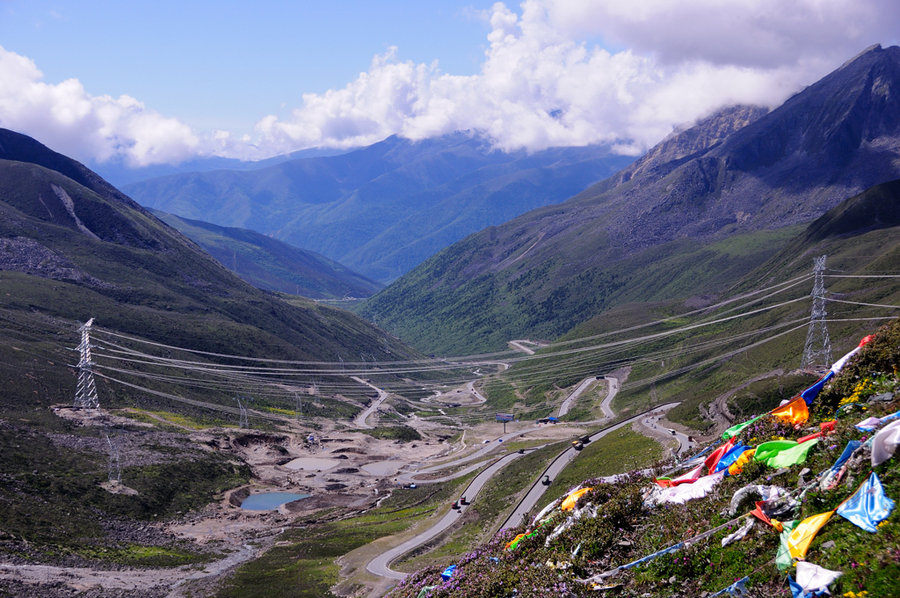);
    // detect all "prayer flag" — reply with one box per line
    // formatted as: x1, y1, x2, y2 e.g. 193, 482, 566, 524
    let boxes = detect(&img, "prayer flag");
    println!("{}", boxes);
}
705, 438, 736, 473
727, 449, 756, 476
776, 520, 798, 570
722, 415, 764, 441
800, 371, 833, 405
560, 487, 592, 511
754, 440, 797, 463
787, 510, 834, 560
767, 439, 818, 469
770, 396, 809, 425
872, 419, 900, 467
837, 472, 895, 532
715, 444, 751, 473
793, 561, 842, 597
